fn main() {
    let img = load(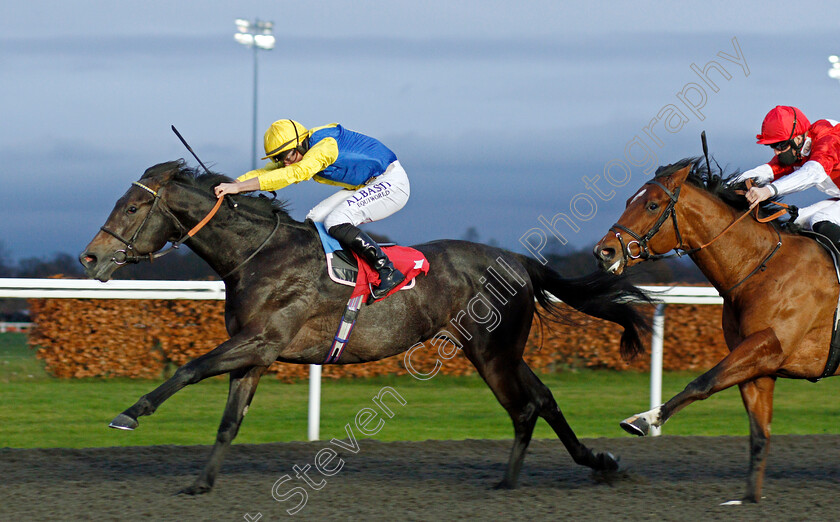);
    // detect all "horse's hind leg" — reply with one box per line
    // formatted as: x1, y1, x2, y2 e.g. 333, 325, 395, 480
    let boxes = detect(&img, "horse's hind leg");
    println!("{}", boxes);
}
475, 356, 611, 489
477, 358, 539, 489
515, 363, 618, 472
529, 366, 619, 472
737, 376, 776, 504
180, 366, 267, 495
